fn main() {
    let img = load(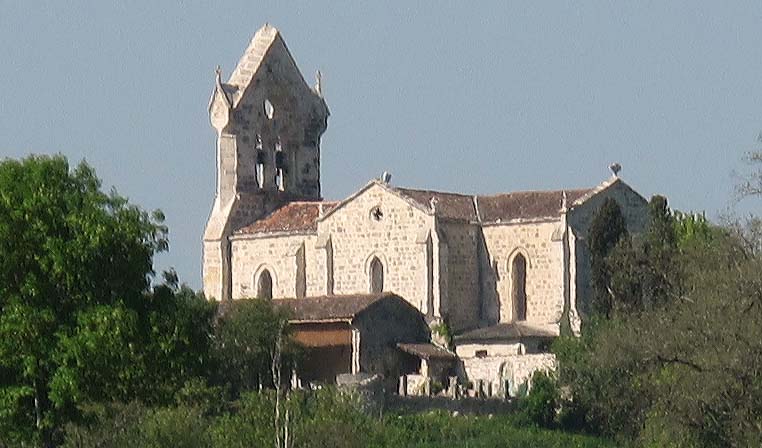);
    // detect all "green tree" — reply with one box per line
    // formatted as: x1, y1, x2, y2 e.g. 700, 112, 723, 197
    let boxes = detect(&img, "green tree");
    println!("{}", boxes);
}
640, 196, 679, 308
137, 284, 217, 404
0, 155, 167, 446
557, 216, 762, 446
212, 299, 293, 396
587, 198, 629, 319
